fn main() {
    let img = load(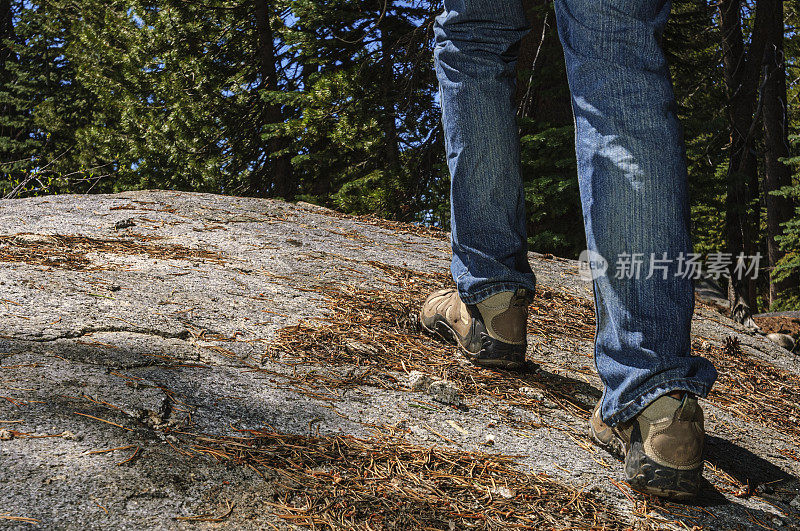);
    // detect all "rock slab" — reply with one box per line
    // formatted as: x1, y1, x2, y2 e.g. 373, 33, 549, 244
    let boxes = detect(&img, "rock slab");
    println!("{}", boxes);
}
0, 190, 799, 529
